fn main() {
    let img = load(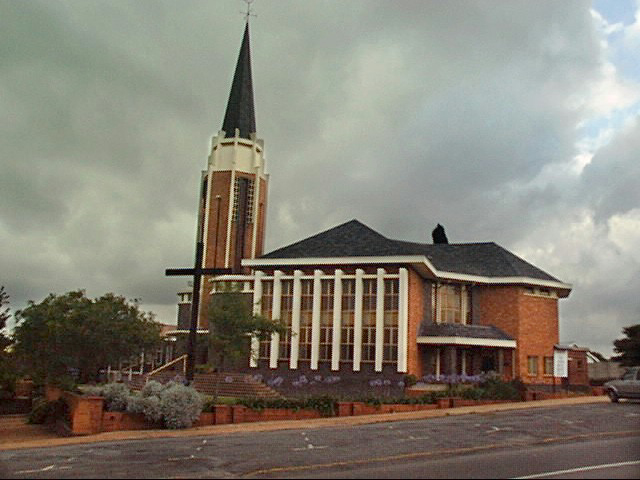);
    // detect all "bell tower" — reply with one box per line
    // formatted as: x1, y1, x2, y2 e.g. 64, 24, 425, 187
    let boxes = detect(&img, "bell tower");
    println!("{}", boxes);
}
198, 21, 268, 328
